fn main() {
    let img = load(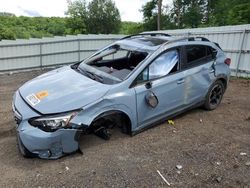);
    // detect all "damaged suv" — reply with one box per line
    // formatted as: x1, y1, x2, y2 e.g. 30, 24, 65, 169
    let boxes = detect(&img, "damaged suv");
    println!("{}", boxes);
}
12, 33, 231, 159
